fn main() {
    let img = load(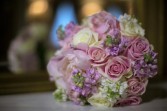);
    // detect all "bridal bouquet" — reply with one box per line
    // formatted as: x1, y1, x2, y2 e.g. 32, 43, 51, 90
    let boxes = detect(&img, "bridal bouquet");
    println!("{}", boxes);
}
47, 11, 157, 107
